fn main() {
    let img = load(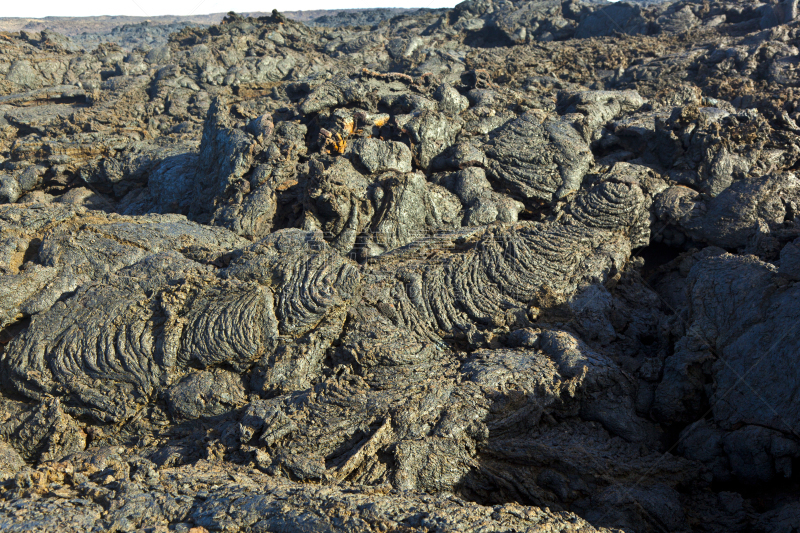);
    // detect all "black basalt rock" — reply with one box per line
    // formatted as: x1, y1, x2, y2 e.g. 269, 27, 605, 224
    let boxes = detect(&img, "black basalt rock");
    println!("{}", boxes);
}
1, 2, 800, 532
